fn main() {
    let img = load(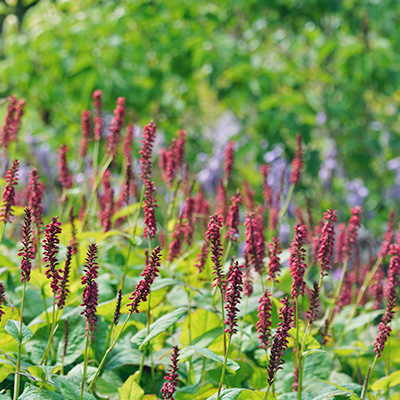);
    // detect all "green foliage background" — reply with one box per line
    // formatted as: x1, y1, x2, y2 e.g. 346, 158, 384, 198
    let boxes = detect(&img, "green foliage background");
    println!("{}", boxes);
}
1, 0, 400, 222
